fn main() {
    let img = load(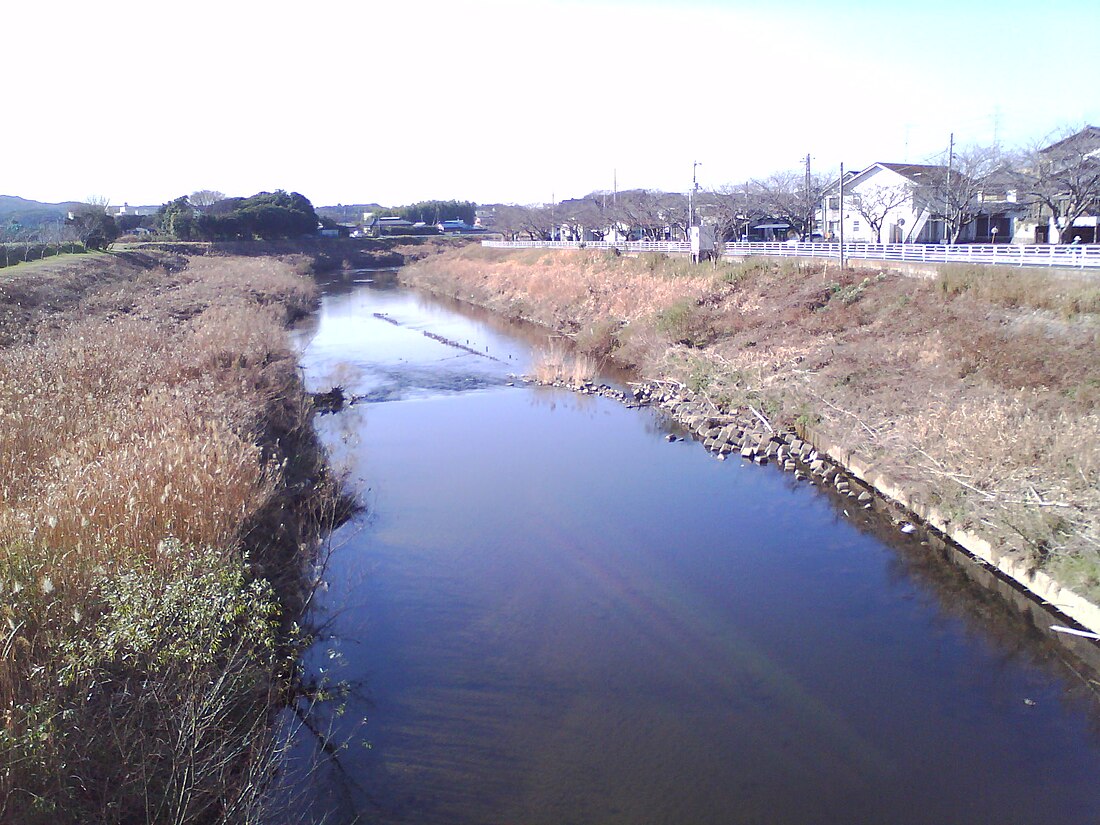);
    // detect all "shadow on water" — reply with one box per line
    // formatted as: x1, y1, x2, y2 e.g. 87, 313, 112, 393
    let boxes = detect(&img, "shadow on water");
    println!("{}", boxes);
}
283, 279, 1100, 825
